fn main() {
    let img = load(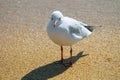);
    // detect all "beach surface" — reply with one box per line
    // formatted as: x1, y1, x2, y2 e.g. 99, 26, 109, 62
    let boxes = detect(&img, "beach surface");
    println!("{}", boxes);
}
0, 0, 120, 80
